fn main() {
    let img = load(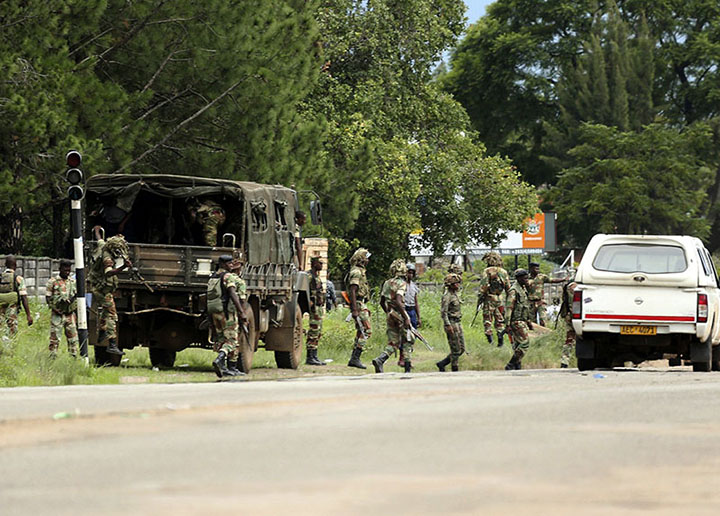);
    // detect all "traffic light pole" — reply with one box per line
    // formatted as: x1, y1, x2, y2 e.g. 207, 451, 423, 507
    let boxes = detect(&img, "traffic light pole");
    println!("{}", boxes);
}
70, 198, 89, 360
